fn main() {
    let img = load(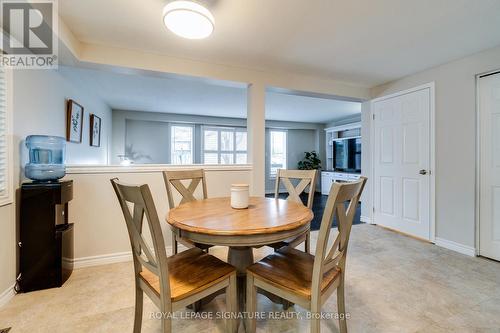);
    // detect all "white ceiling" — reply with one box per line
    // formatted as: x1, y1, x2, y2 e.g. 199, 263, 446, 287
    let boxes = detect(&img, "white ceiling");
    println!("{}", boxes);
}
61, 66, 360, 123
59, 0, 500, 87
